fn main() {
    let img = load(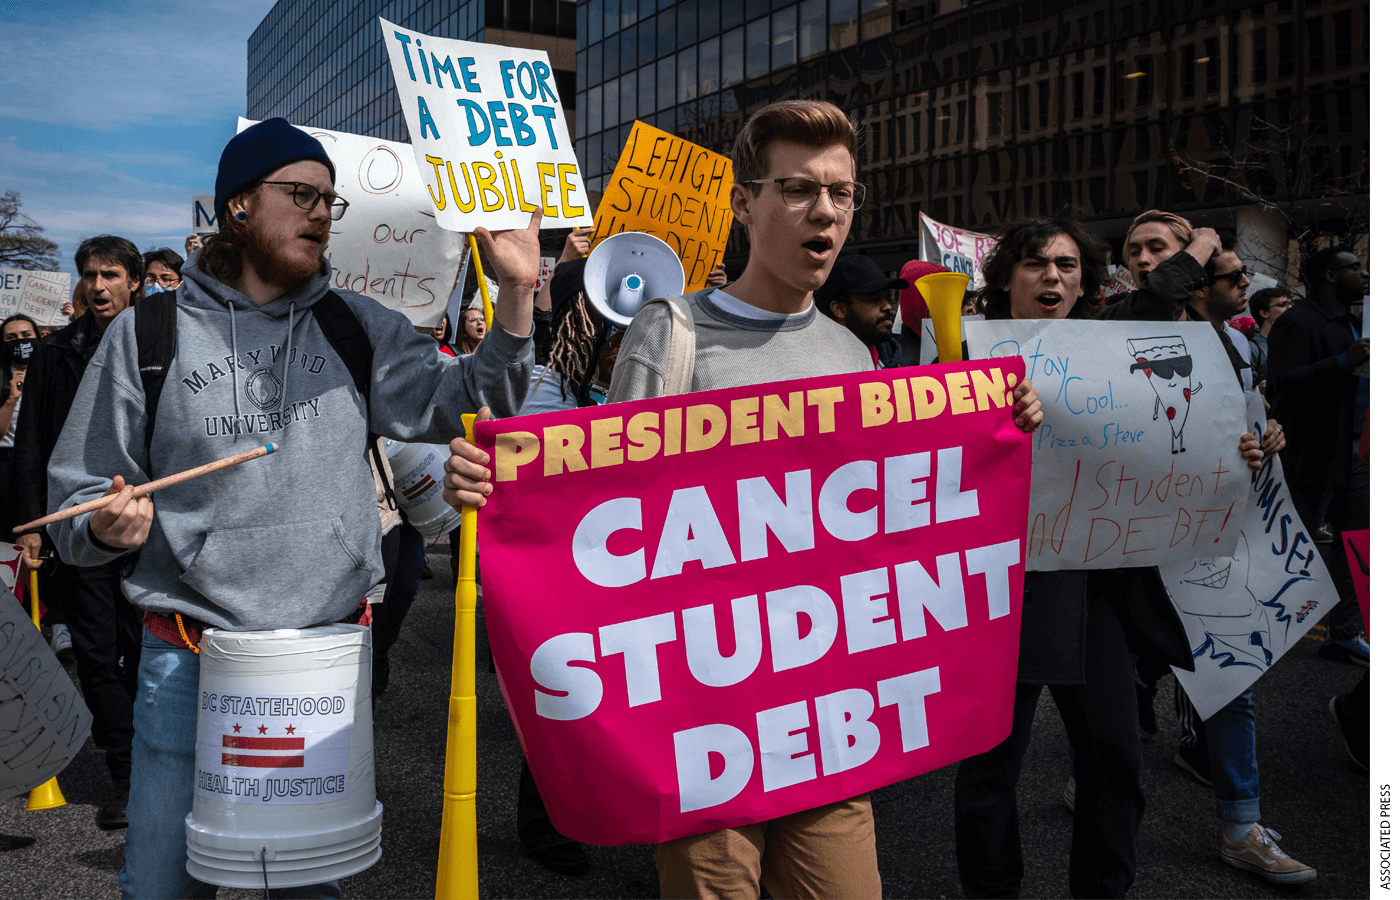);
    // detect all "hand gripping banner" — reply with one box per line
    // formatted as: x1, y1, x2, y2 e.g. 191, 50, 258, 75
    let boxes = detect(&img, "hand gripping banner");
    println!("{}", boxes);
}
477, 360, 1032, 844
